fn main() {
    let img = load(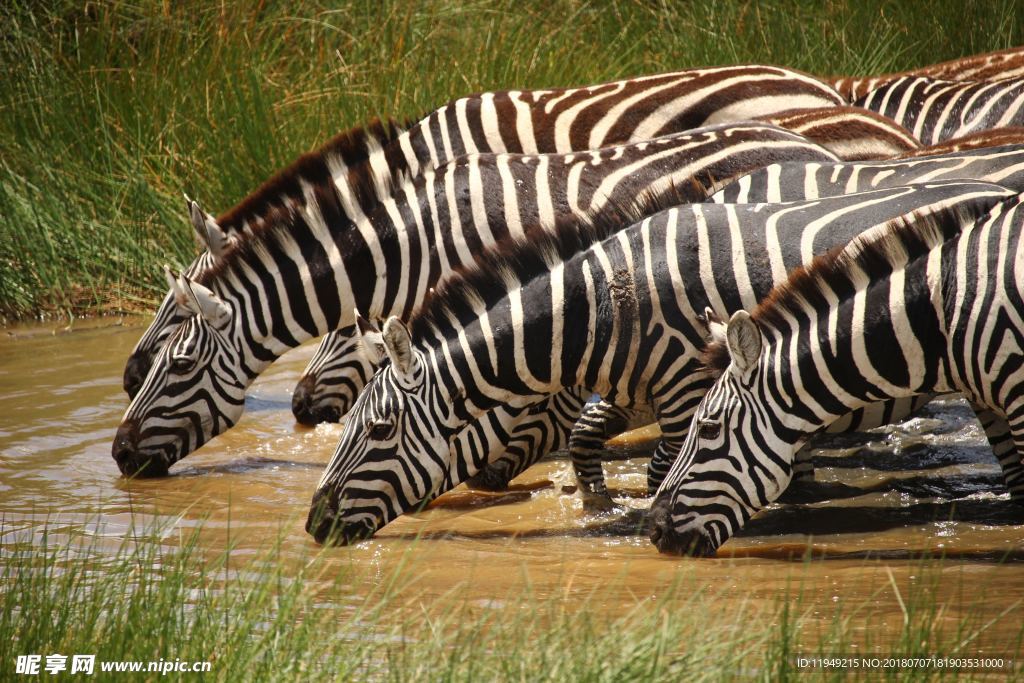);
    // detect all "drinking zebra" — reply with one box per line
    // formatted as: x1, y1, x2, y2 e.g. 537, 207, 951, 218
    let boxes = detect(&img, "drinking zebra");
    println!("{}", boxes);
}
650, 194, 1024, 556
831, 46, 1024, 102
570, 145, 1024, 502
112, 122, 838, 477
123, 63, 844, 398
852, 76, 1024, 145
305, 181, 1014, 545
